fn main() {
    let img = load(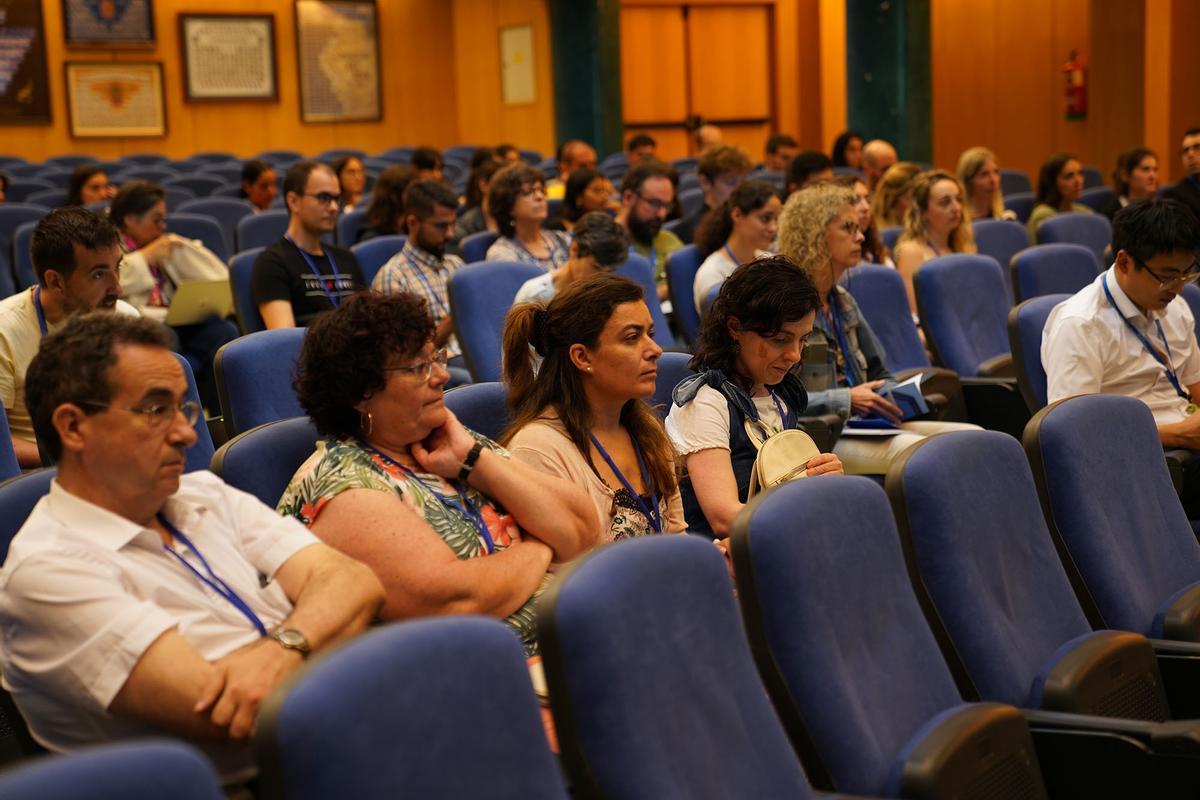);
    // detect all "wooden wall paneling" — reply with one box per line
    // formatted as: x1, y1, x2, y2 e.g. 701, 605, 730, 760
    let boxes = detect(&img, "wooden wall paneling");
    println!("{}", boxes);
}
1142, 0, 1172, 180
619, 6, 687, 124
1087, 0, 1144, 185
817, 0, 846, 155
1166, 0, 1200, 184
685, 5, 771, 122
1049, 0, 1091, 165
